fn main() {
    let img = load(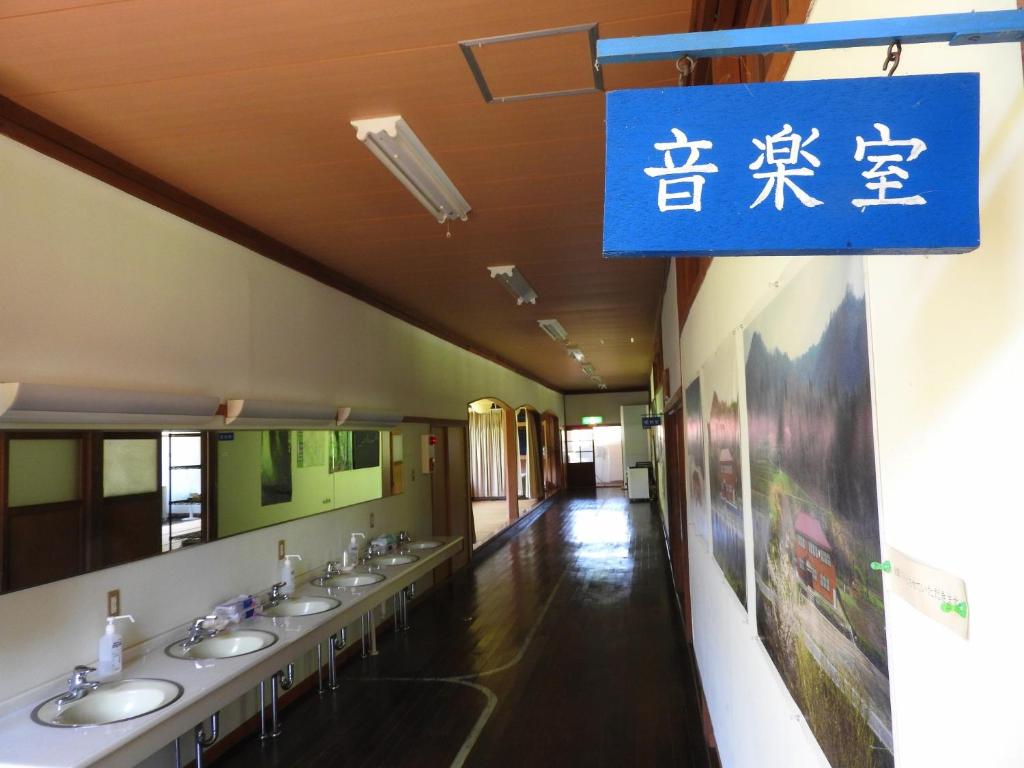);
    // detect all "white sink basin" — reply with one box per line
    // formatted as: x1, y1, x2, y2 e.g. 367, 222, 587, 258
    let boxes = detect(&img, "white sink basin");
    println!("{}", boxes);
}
33, 678, 183, 728
376, 554, 418, 566
405, 540, 442, 551
323, 572, 385, 588
261, 596, 340, 617
166, 629, 278, 660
